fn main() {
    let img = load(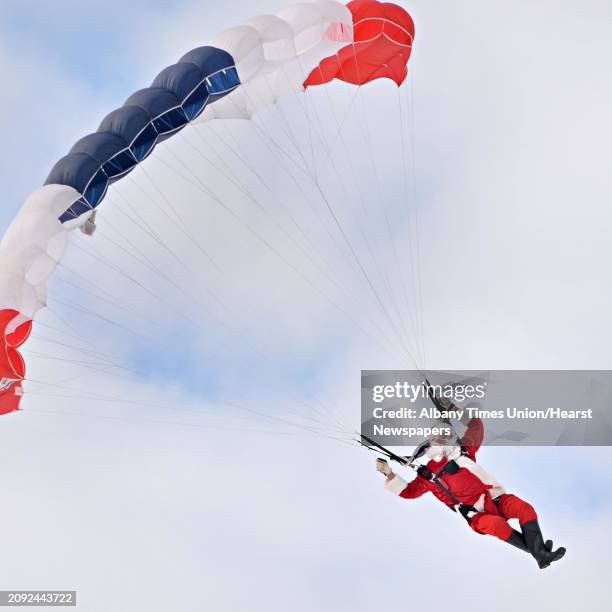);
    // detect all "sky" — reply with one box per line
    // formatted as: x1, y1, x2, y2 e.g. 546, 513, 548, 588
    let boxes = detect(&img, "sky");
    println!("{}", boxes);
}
1, 1, 612, 610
